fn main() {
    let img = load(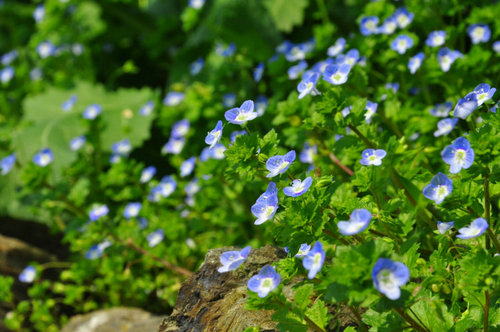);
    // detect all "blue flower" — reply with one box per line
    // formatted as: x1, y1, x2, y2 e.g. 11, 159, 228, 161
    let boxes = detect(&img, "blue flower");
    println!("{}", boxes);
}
408, 52, 424, 74
225, 100, 258, 125
360, 16, 379, 36
110, 154, 122, 164
70, 135, 86, 151
148, 176, 177, 201
344, 49, 360, 67
89, 204, 109, 221
215, 43, 236, 57
283, 177, 313, 197
294, 244, 311, 257
223, 93, 236, 108
1, 154, 16, 175
385, 83, 399, 93
453, 92, 478, 119
251, 182, 278, 225
425, 30, 446, 47
285, 42, 310, 62
111, 139, 131, 156
1, 50, 18, 66
300, 142, 317, 164
0, 66, 14, 84
185, 178, 200, 196
457, 218, 488, 239
327, 38, 346, 57
288, 60, 308, 80
62, 95, 77, 112
85, 240, 112, 260
438, 48, 462, 72
171, 119, 190, 138
163, 92, 185, 106
378, 15, 398, 35
391, 35, 414, 54
255, 95, 268, 116
82, 104, 102, 120
323, 64, 351, 85
473, 83, 496, 106
394, 7, 414, 28
423, 172, 453, 204
162, 137, 185, 155
266, 150, 295, 178
247, 265, 281, 298
36, 41, 55, 58
123, 202, 142, 219
360, 149, 386, 166
254, 62, 264, 82
139, 101, 155, 116
205, 120, 223, 149
430, 102, 453, 117
147, 229, 164, 248
19, 265, 37, 283
180, 157, 196, 177
437, 221, 454, 234
137, 217, 148, 229
303, 241, 325, 279
230, 130, 247, 143
468, 24, 491, 44
494, 41, 500, 54
433, 118, 458, 137
372, 258, 410, 300
189, 0, 205, 9
364, 101, 378, 123
140, 166, 156, 183
297, 72, 320, 99
338, 208, 372, 235
312, 59, 334, 74
217, 246, 251, 273
33, 4, 45, 22
33, 148, 54, 167
442, 137, 474, 174
190, 57, 204, 75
